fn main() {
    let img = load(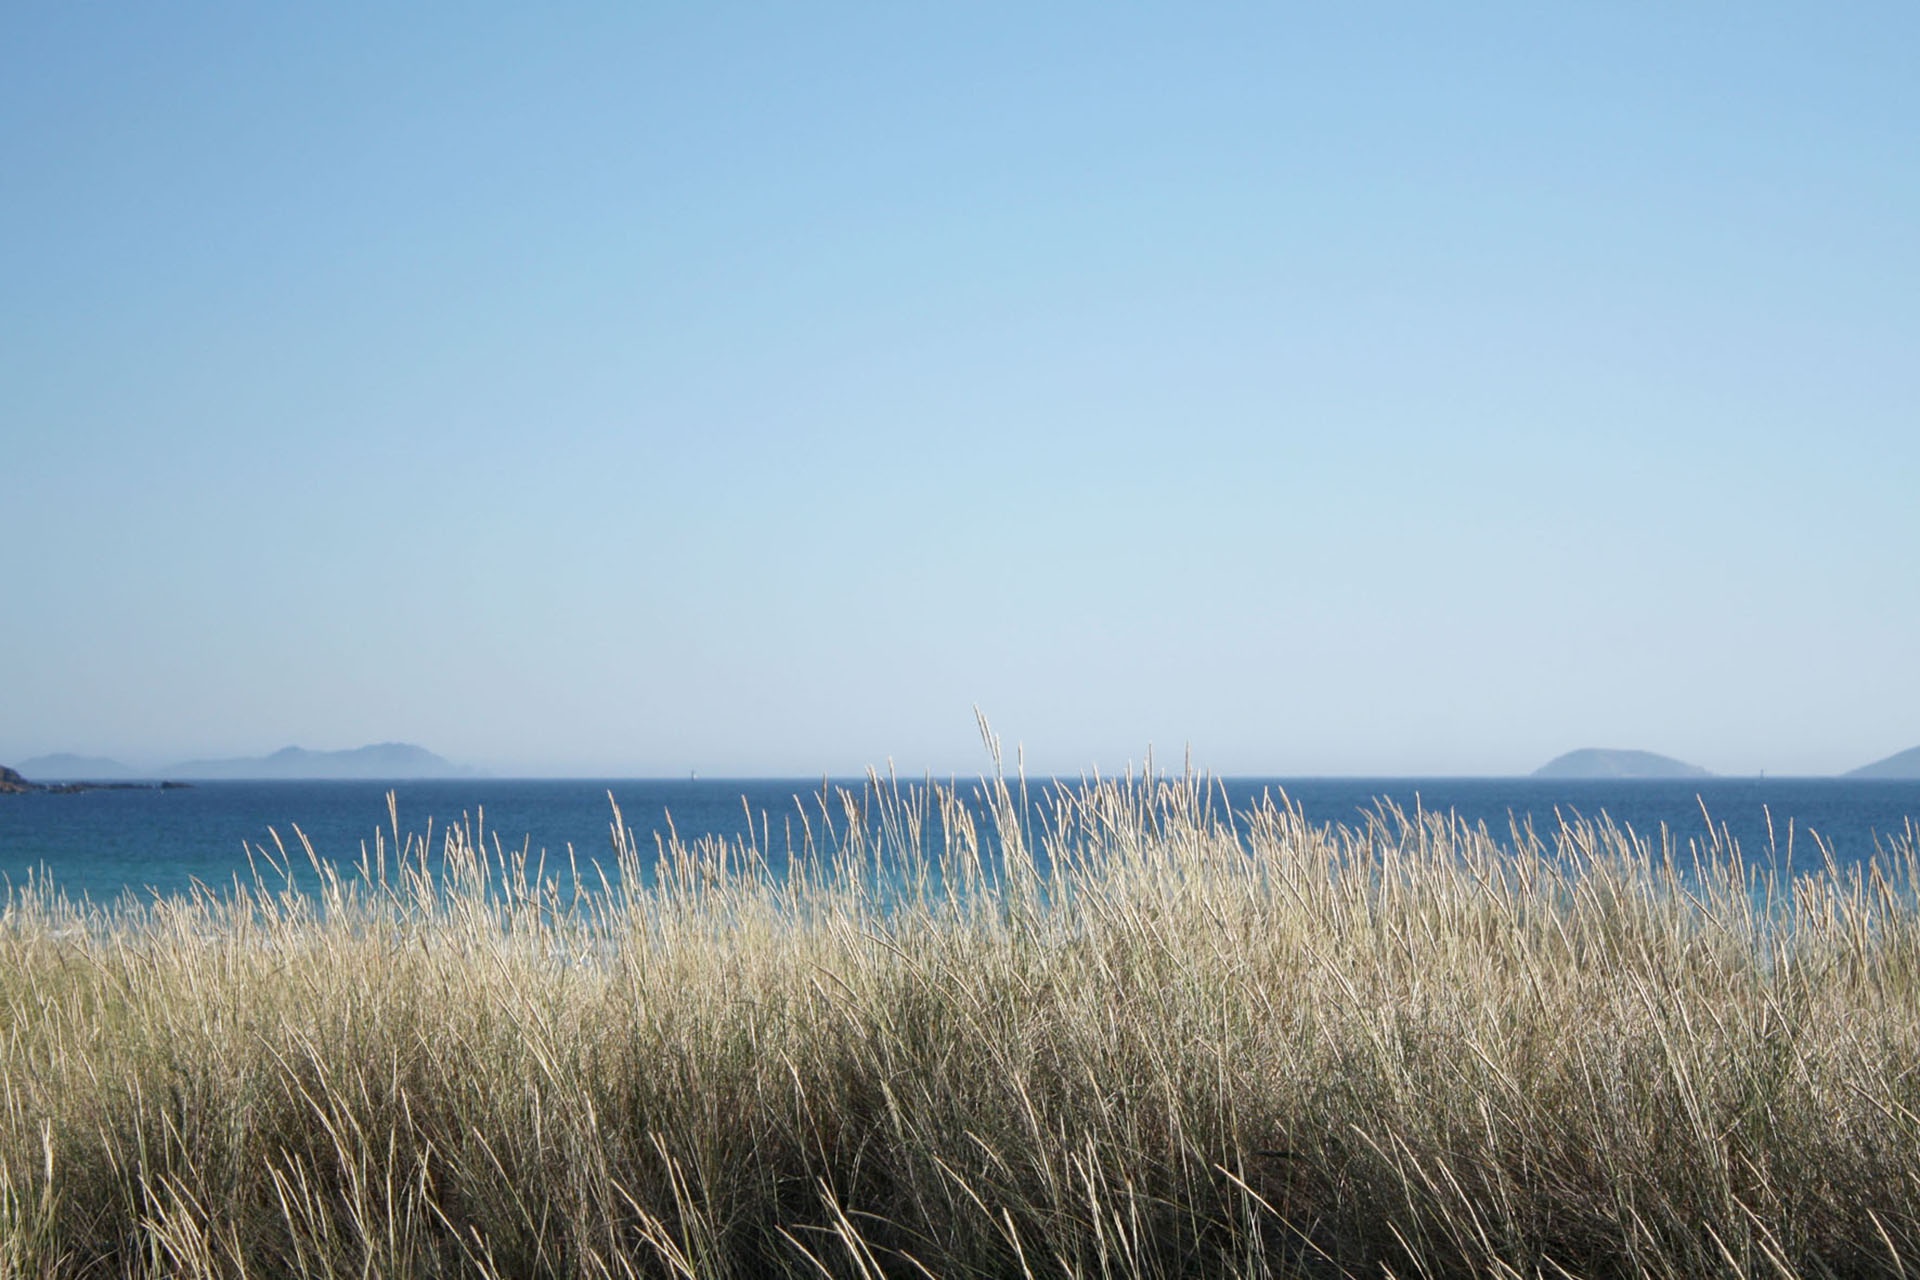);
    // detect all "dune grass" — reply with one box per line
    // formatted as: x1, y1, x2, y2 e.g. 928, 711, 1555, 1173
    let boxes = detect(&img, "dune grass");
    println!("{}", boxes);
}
4, 753, 1920, 1278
